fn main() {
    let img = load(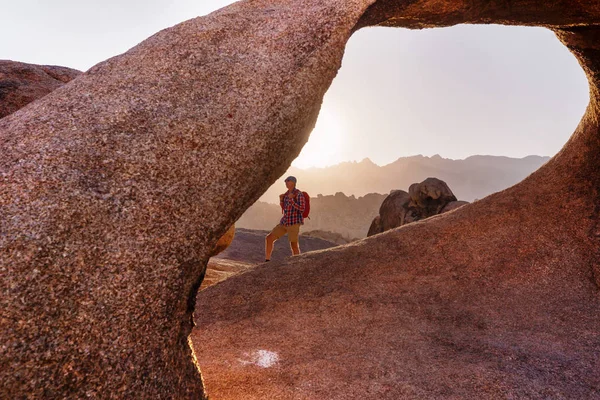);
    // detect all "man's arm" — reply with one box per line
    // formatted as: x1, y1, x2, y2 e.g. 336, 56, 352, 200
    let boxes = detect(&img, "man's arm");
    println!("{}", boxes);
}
289, 192, 305, 212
